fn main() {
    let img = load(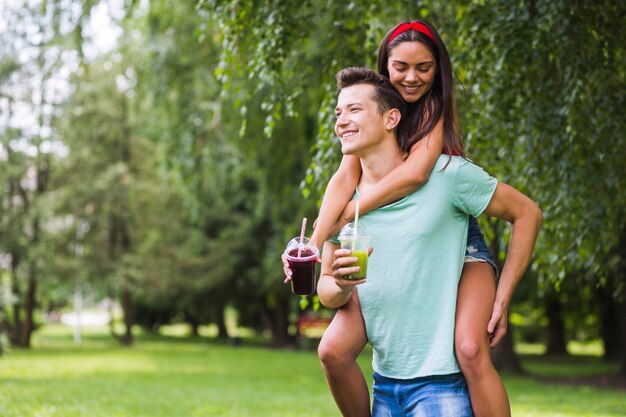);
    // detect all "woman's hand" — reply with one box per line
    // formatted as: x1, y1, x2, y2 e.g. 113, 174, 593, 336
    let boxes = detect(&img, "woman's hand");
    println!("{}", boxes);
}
282, 250, 321, 284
